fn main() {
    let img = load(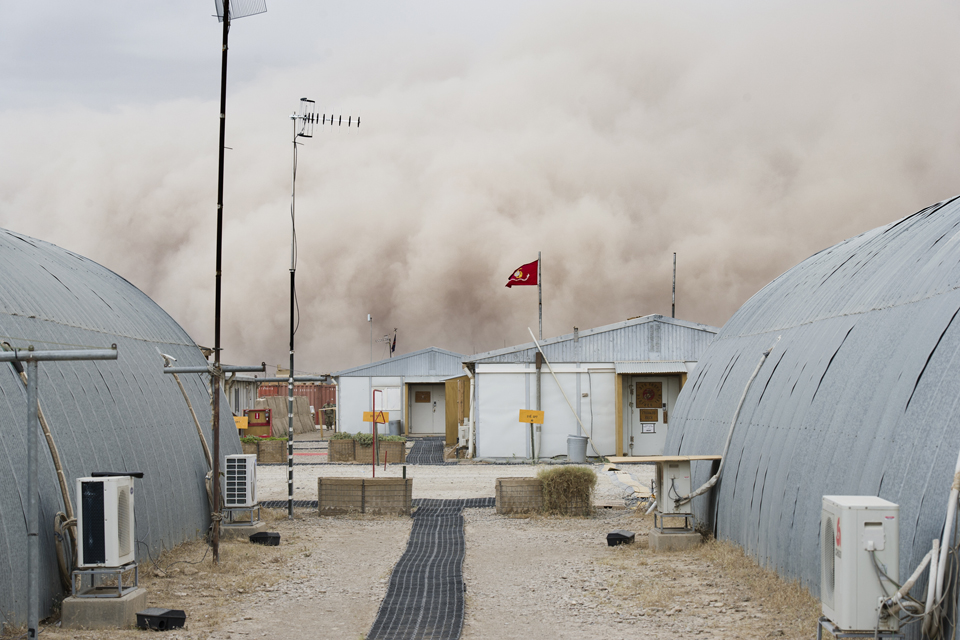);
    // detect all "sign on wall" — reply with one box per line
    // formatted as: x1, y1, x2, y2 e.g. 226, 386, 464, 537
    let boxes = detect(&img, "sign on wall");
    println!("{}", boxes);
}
519, 410, 545, 424
636, 381, 663, 409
